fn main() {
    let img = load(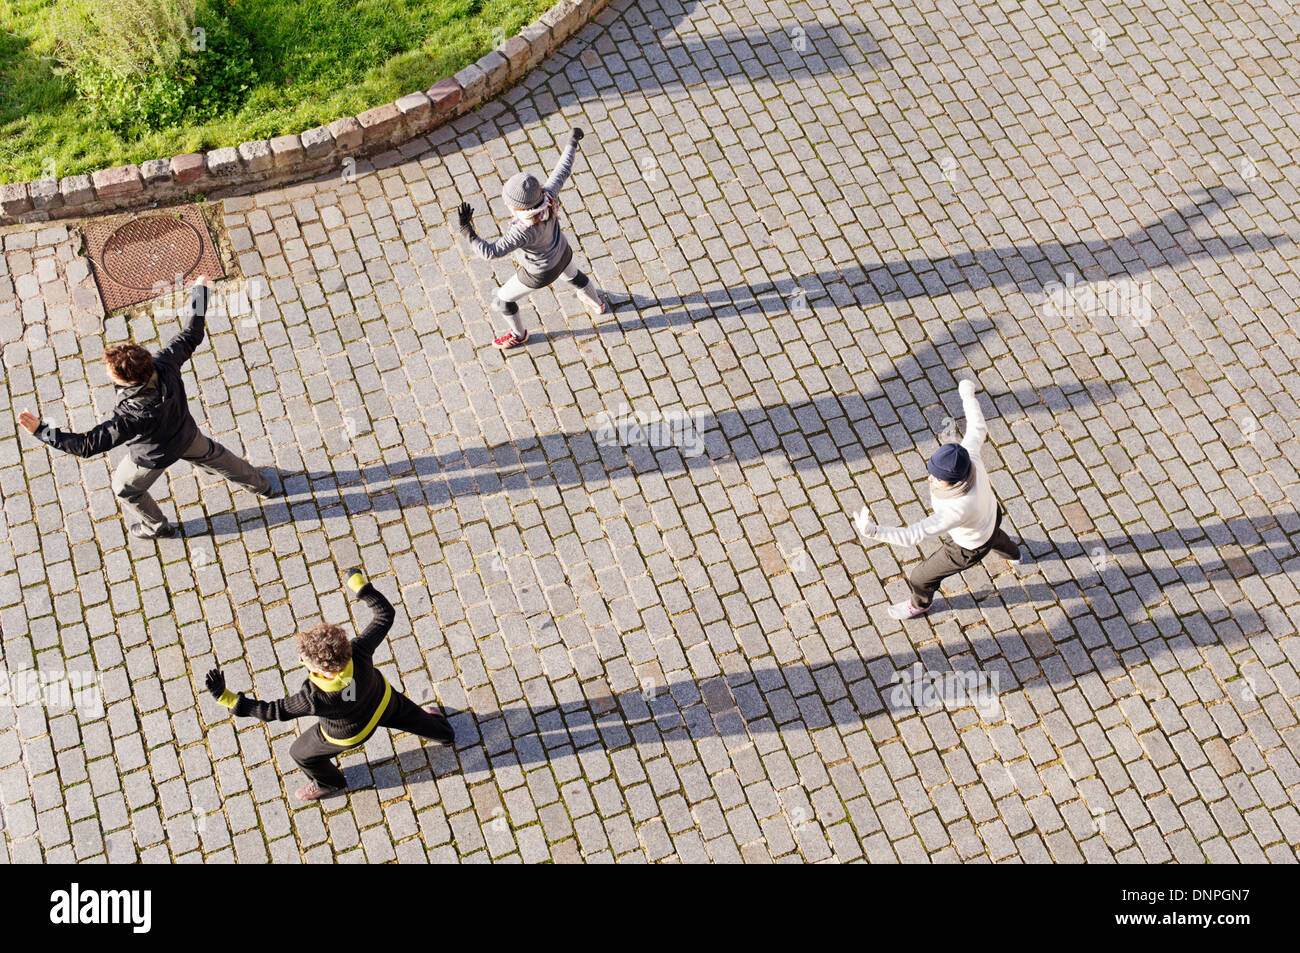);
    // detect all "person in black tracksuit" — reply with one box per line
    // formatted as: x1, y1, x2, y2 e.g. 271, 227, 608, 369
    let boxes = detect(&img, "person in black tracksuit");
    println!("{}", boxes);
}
17, 282, 279, 540
205, 569, 454, 802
